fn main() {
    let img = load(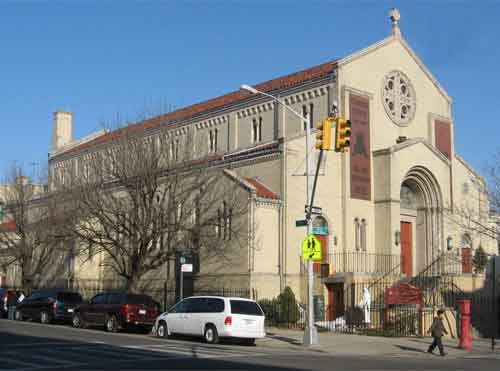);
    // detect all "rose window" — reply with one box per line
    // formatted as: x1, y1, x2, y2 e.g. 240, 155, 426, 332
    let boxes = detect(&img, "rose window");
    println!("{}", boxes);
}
382, 71, 416, 126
